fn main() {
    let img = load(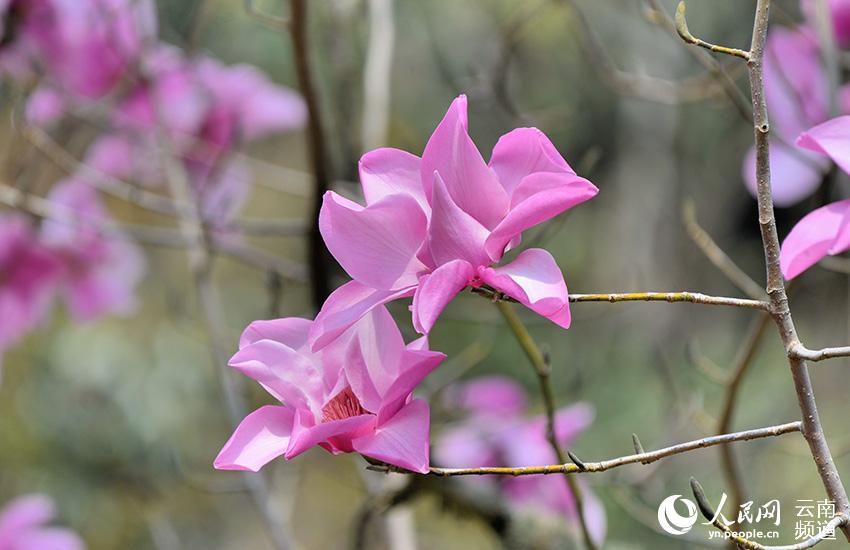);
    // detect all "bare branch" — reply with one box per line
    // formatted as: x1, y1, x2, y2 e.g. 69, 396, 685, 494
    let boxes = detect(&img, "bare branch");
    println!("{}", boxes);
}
675, 2, 750, 60
568, 292, 768, 310
790, 344, 850, 363
417, 422, 802, 477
